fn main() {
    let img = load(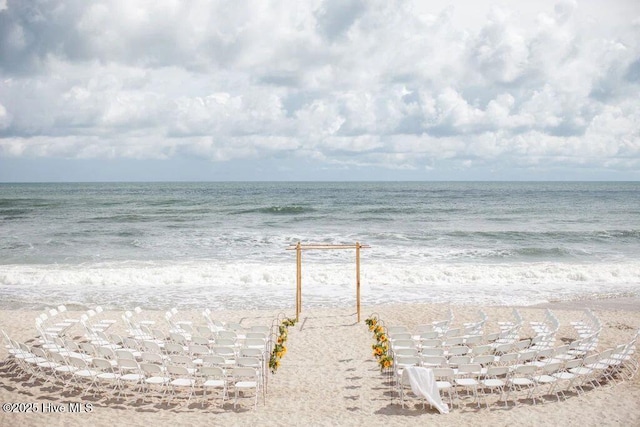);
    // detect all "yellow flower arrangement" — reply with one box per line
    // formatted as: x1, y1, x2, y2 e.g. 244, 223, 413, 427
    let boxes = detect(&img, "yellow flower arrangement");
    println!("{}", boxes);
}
366, 315, 394, 371
380, 355, 393, 369
269, 317, 297, 374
